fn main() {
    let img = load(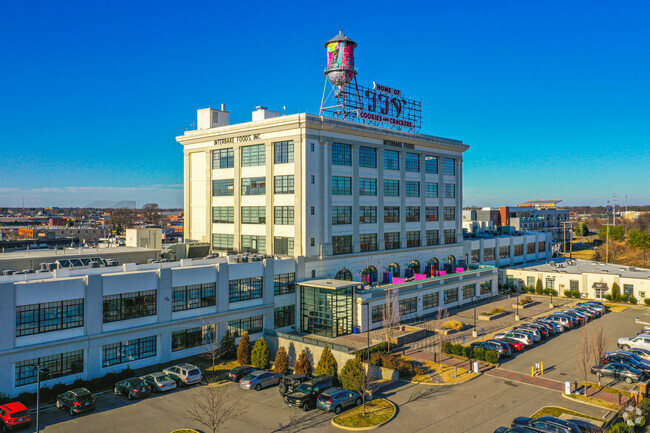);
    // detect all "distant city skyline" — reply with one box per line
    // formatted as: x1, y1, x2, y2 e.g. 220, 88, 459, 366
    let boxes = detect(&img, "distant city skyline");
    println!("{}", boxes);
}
1, 1, 648, 208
